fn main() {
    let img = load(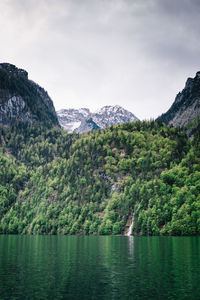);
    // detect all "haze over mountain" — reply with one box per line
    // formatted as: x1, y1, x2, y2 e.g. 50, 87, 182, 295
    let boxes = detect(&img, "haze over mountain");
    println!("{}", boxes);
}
57, 105, 139, 133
